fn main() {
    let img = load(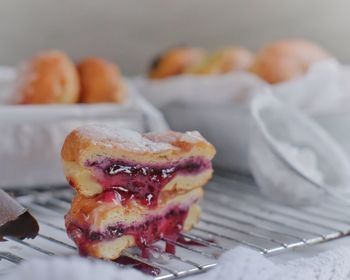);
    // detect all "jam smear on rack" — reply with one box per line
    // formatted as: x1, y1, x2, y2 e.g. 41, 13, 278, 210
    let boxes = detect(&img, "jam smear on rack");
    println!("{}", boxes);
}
114, 256, 161, 276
